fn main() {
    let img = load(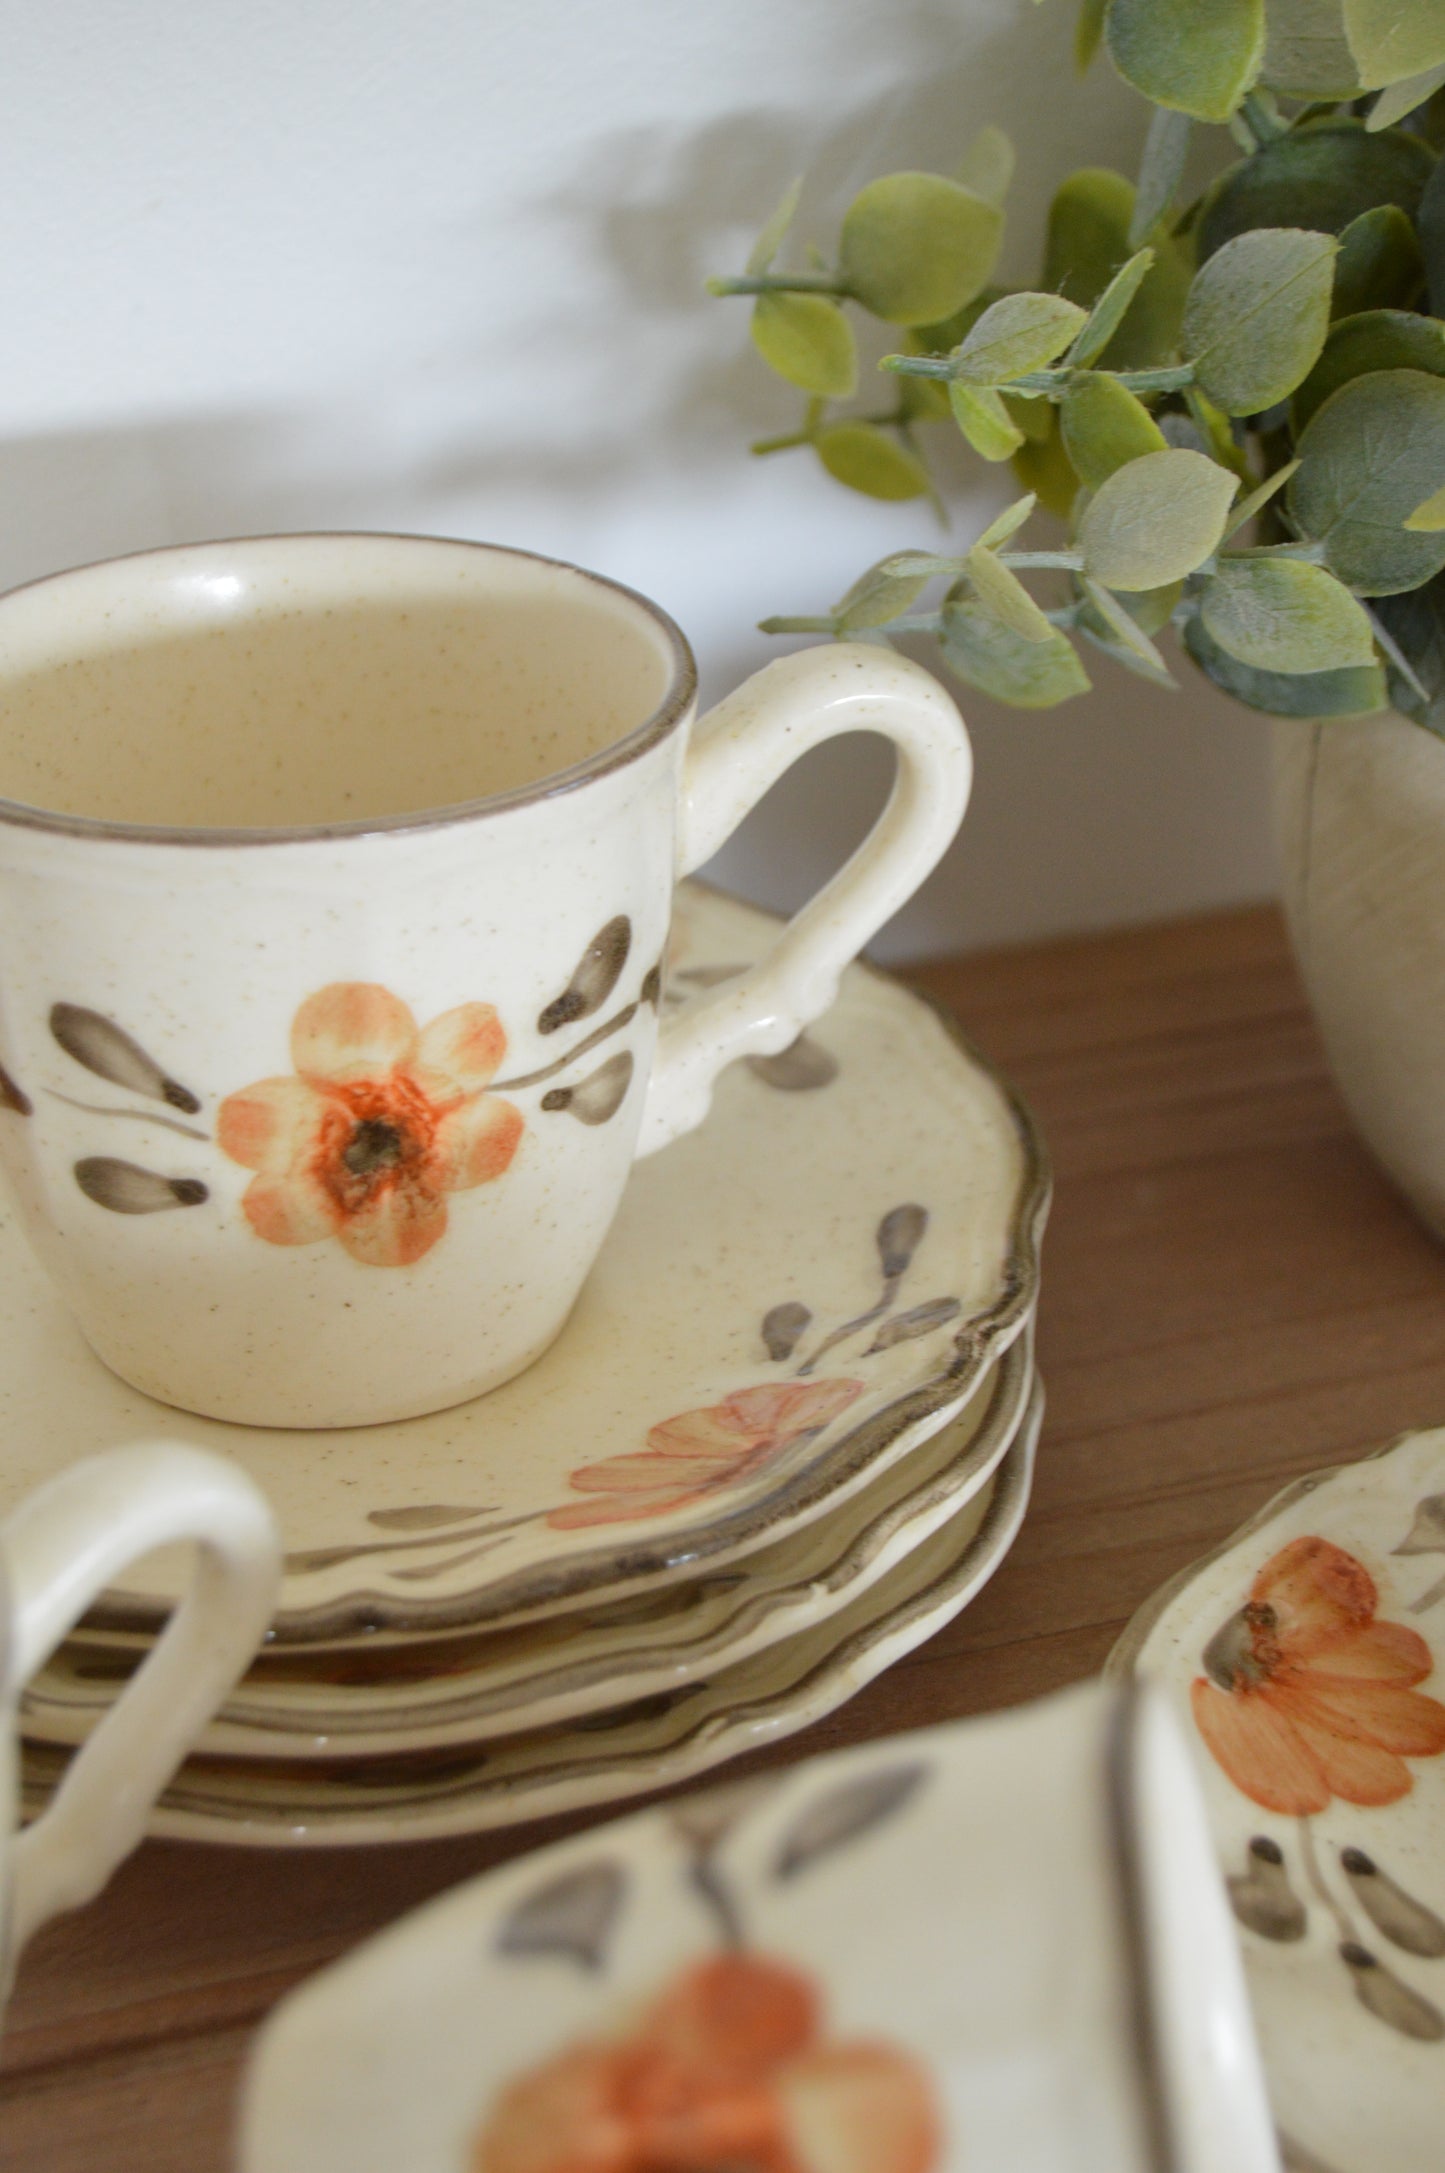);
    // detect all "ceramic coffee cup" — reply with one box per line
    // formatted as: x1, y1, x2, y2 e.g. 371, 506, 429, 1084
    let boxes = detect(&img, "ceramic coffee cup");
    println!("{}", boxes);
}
0, 535, 970, 1428
0, 1440, 278, 2001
